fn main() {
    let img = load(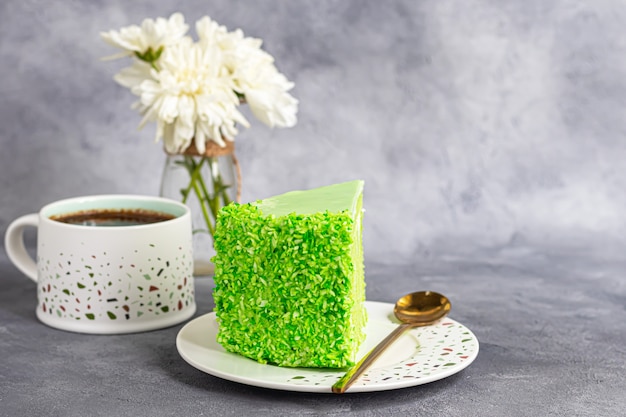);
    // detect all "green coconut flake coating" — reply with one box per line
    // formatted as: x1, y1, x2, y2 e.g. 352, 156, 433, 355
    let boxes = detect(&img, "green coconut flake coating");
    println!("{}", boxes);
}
212, 181, 366, 368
